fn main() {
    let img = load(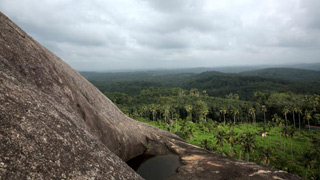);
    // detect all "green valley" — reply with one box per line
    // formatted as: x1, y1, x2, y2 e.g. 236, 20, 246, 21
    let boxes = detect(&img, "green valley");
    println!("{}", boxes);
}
82, 67, 320, 179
